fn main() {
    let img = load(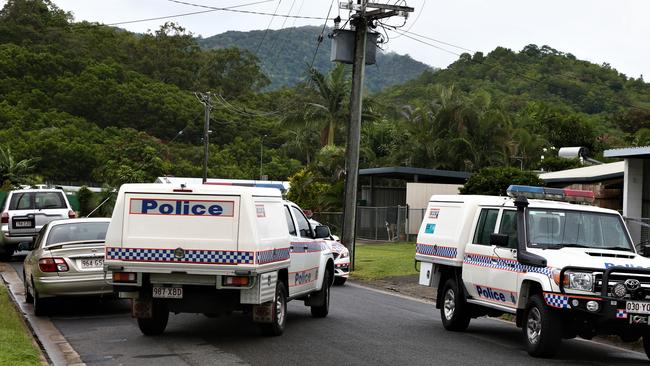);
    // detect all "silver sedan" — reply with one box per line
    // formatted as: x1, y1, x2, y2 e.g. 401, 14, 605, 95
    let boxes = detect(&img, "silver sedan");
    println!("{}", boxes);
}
22, 218, 112, 315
